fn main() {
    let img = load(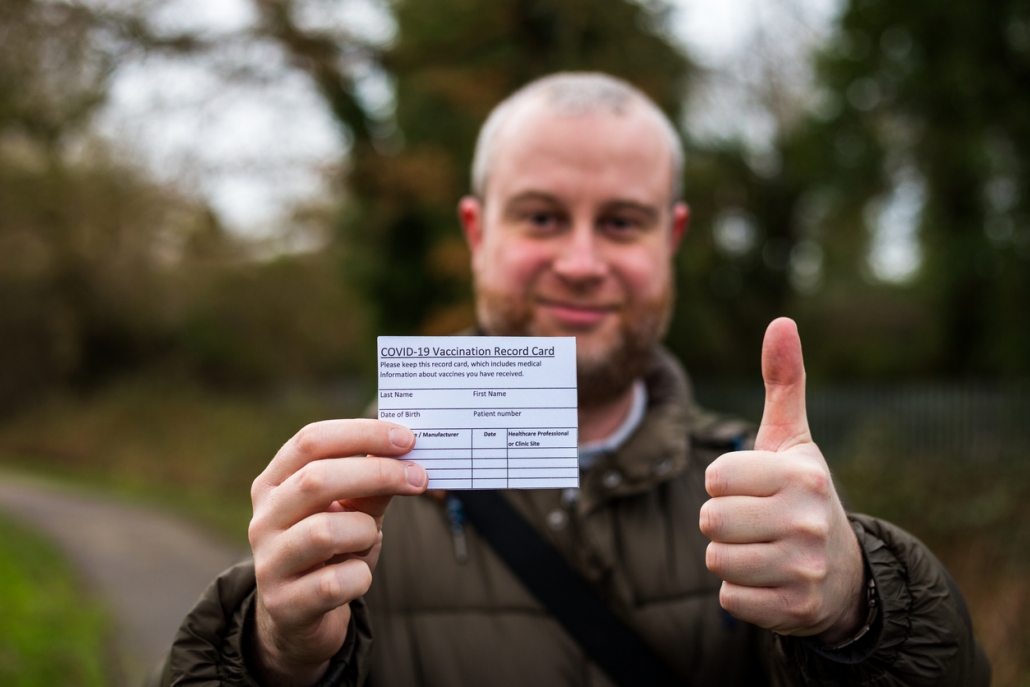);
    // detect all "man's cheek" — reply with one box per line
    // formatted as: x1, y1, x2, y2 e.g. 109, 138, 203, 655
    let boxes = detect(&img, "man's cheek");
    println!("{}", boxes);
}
614, 247, 671, 295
